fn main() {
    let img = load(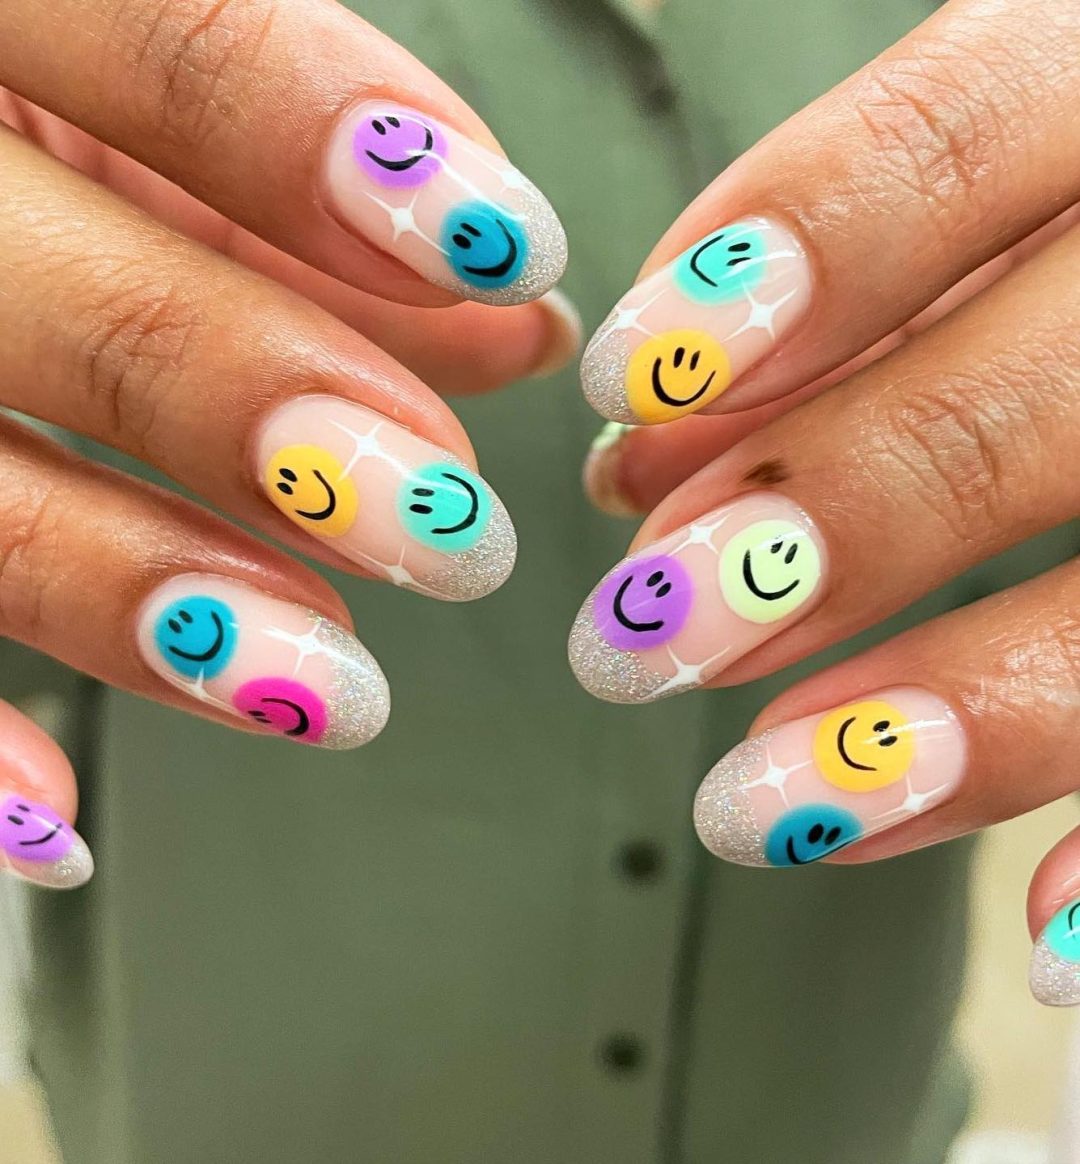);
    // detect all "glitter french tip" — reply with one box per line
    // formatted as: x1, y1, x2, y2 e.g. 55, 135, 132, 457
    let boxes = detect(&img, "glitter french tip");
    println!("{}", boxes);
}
137, 575, 391, 749
0, 795, 93, 889
1030, 900, 1080, 1006
568, 493, 827, 703
580, 215, 811, 425
256, 396, 516, 602
323, 100, 568, 306
692, 688, 966, 868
